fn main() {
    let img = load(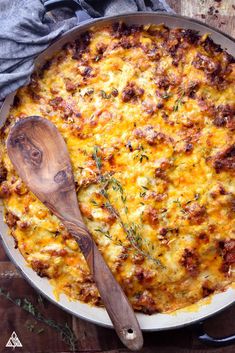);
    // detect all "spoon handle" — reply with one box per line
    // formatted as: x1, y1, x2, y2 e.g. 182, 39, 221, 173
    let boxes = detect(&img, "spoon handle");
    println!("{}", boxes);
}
63, 218, 143, 351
